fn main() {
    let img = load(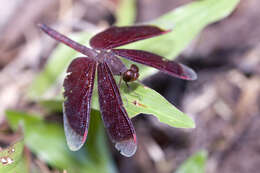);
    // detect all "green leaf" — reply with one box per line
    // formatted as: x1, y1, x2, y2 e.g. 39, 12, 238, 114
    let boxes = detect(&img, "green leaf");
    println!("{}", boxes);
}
121, 0, 240, 79
122, 82, 195, 128
115, 0, 136, 26
175, 150, 208, 173
5, 110, 116, 173
0, 139, 28, 173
